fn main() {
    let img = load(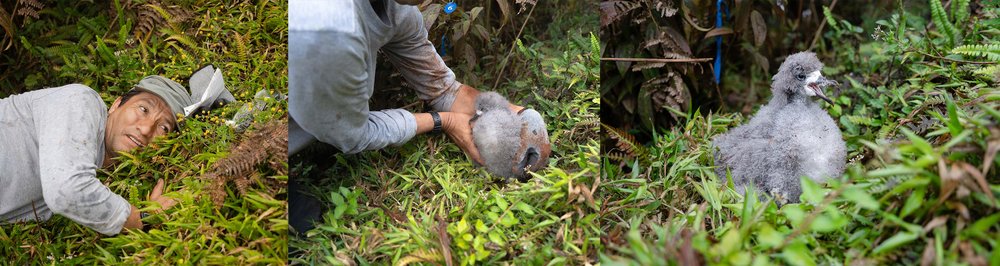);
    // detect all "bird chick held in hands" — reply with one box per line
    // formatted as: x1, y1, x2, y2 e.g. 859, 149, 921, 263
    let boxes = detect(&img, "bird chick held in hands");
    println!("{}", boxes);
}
471, 92, 551, 181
